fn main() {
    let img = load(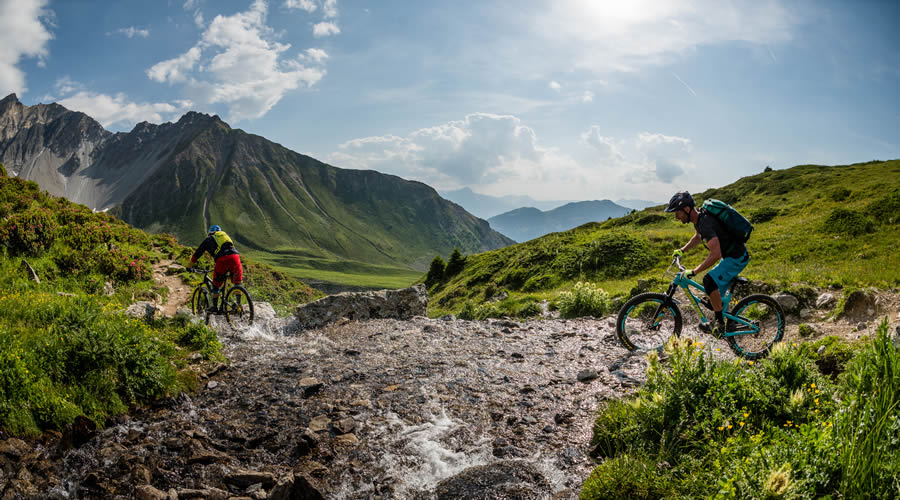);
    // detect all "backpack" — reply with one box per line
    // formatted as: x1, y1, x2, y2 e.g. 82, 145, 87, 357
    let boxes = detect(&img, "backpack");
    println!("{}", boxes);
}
700, 199, 753, 244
